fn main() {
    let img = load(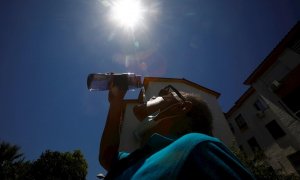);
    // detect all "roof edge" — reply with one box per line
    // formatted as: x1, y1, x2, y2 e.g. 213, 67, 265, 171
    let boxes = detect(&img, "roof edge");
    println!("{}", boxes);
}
225, 87, 255, 118
143, 77, 221, 98
244, 21, 300, 85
